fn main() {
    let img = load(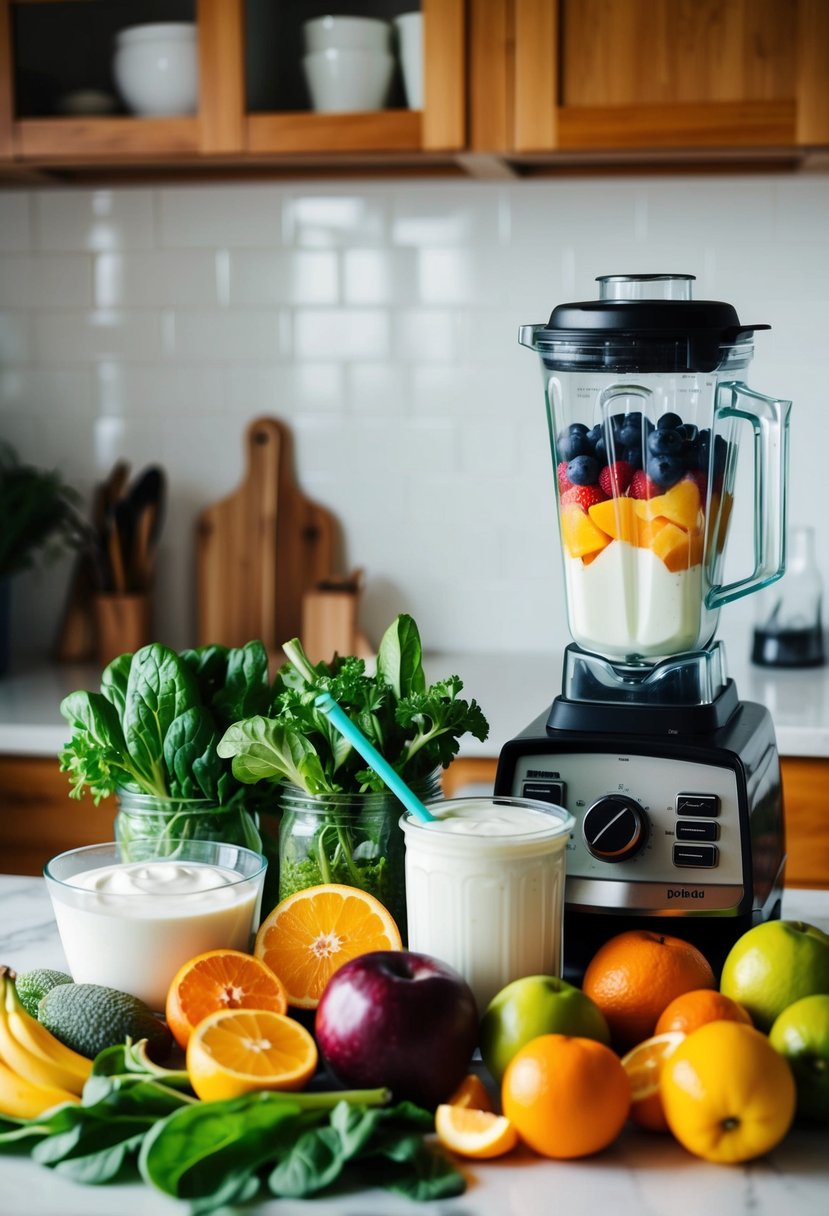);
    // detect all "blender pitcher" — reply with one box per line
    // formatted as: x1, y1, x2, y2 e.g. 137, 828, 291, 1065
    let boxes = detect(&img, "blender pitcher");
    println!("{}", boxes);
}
520, 274, 791, 662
